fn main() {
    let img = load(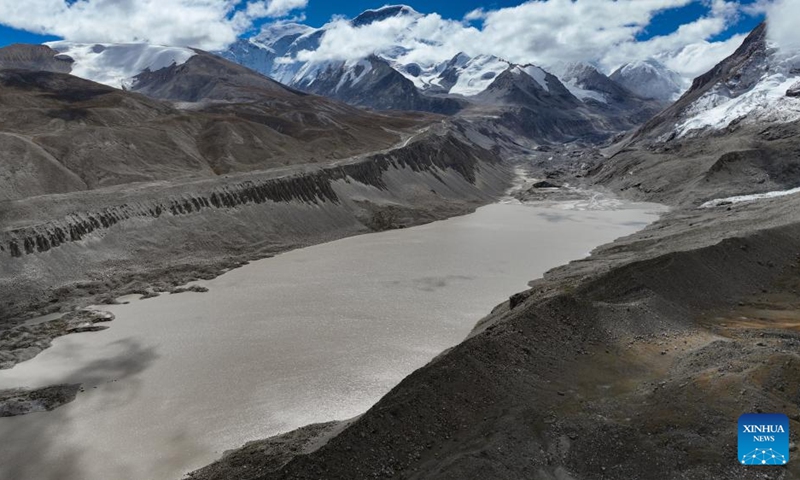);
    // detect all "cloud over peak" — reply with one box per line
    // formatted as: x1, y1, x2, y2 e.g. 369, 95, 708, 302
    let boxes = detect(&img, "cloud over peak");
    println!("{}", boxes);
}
287, 0, 765, 81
